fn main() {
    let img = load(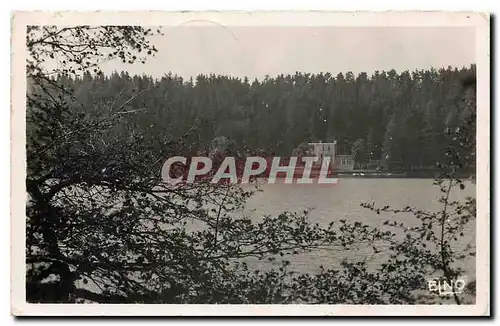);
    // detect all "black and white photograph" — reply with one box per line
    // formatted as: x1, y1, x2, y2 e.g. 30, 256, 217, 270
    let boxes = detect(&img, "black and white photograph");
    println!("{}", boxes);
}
10, 11, 490, 316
